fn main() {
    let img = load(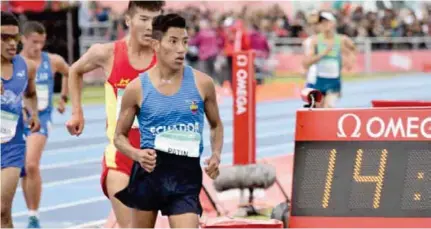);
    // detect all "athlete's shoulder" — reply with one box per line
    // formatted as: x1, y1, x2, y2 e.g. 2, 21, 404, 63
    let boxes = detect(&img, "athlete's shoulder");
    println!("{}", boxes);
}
303, 35, 317, 45
190, 66, 215, 100
20, 56, 37, 79
340, 34, 353, 42
124, 74, 143, 104
85, 42, 115, 60
20, 56, 35, 69
191, 67, 213, 86
47, 52, 66, 65
304, 35, 315, 42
